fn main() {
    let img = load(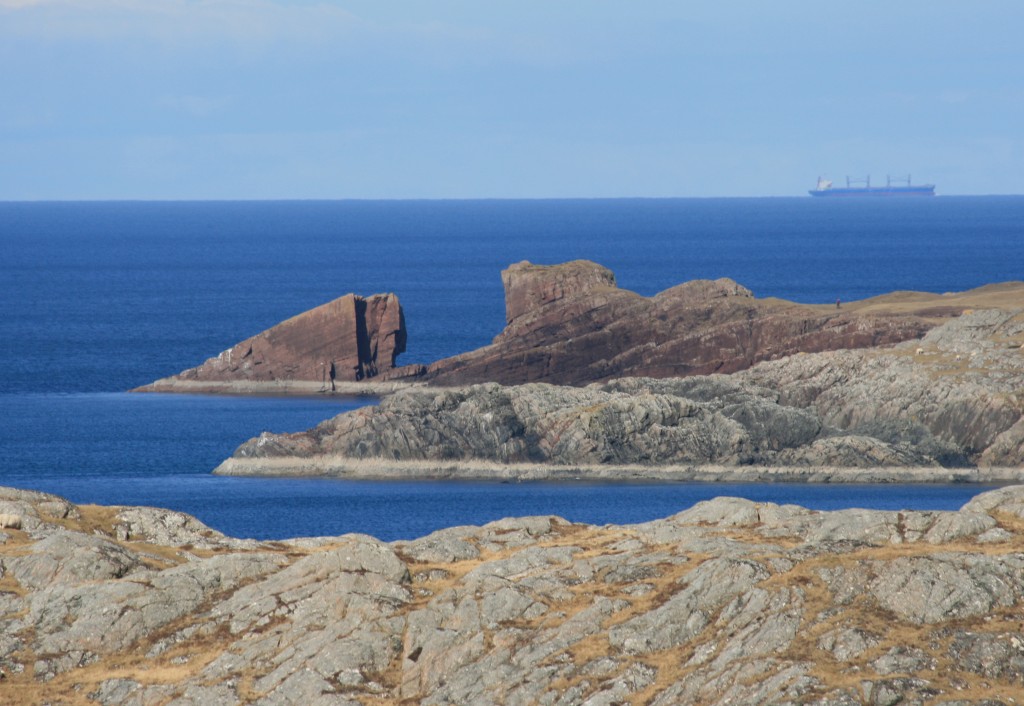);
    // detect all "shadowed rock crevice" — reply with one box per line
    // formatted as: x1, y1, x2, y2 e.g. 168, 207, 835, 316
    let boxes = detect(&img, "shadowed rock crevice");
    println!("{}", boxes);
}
136, 292, 407, 389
